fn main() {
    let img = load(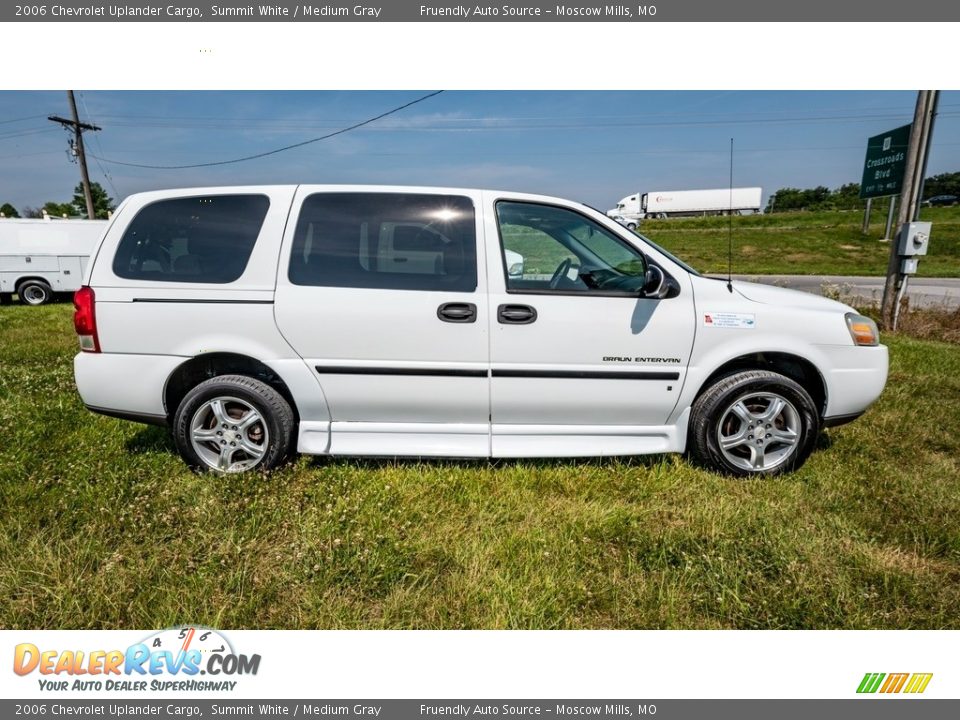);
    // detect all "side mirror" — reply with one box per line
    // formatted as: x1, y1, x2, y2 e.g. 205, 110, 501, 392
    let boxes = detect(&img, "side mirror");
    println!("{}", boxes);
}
504, 249, 525, 278
642, 265, 667, 298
